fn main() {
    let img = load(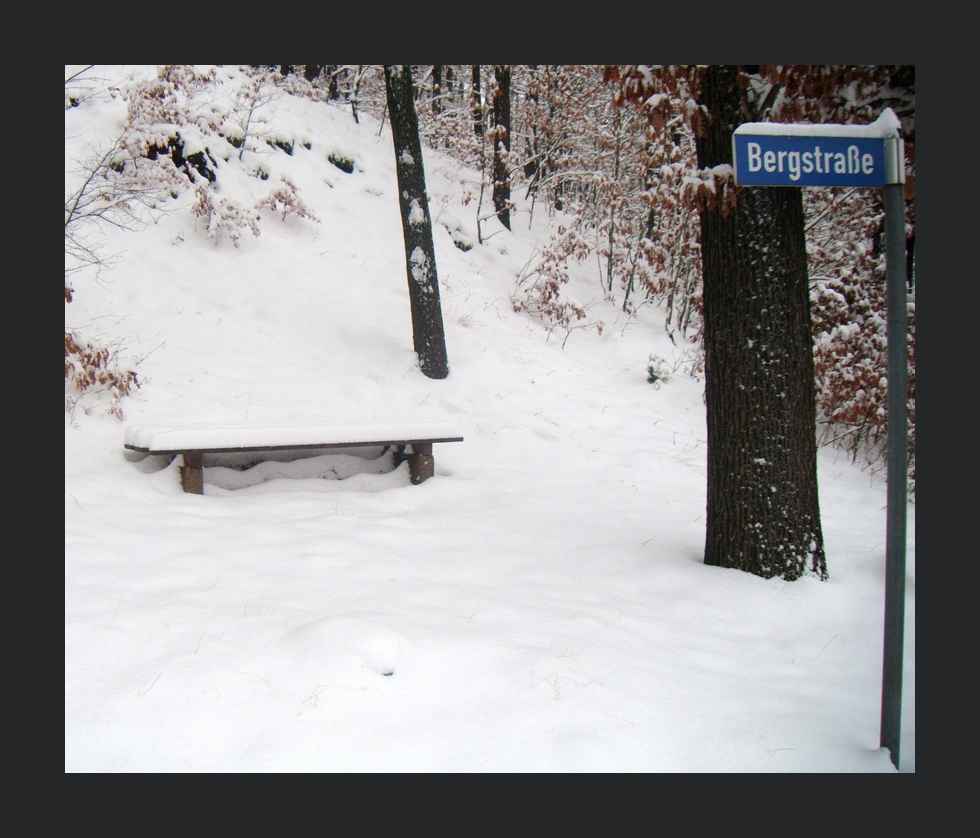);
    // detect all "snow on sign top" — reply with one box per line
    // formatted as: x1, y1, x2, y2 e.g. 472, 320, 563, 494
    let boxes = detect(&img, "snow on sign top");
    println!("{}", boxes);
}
125, 423, 464, 452
732, 108, 904, 188
733, 107, 902, 139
